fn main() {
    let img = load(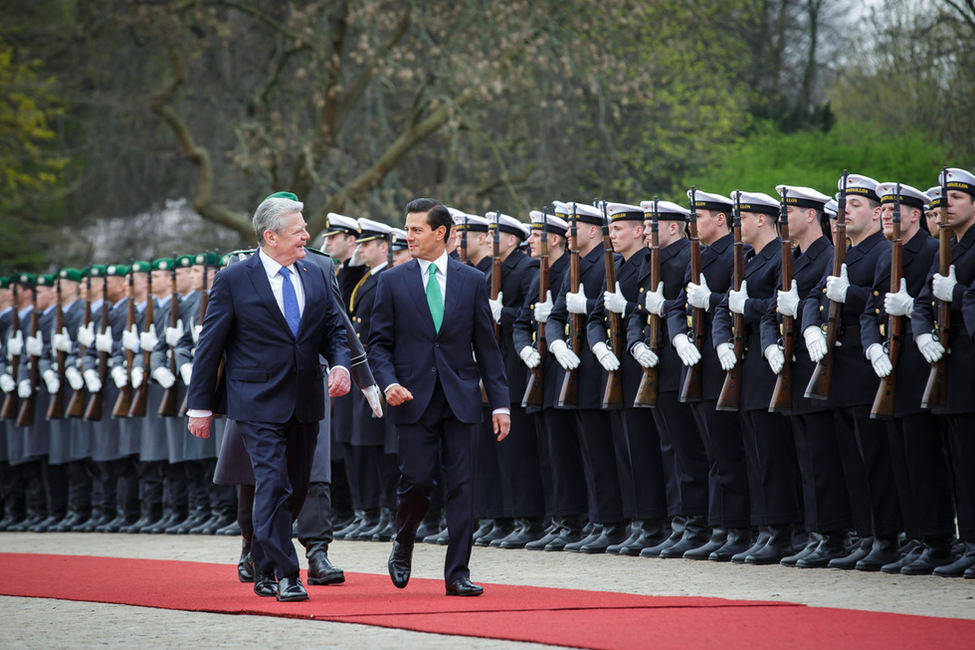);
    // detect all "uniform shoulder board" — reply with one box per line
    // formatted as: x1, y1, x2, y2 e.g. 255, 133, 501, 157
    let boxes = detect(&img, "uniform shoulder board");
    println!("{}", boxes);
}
226, 249, 255, 266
